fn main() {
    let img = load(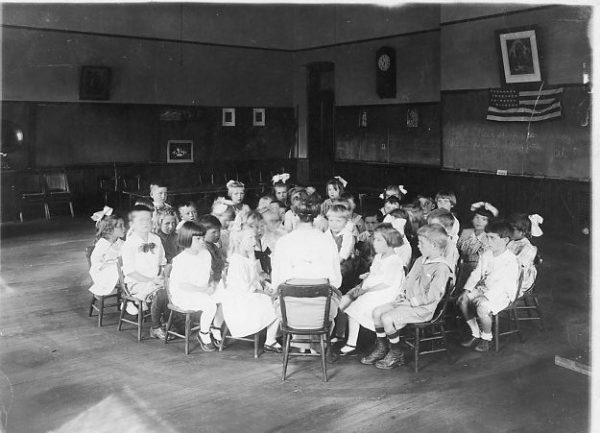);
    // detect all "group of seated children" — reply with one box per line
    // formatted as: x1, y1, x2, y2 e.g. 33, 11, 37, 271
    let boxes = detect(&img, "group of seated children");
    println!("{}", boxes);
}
87, 174, 543, 366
